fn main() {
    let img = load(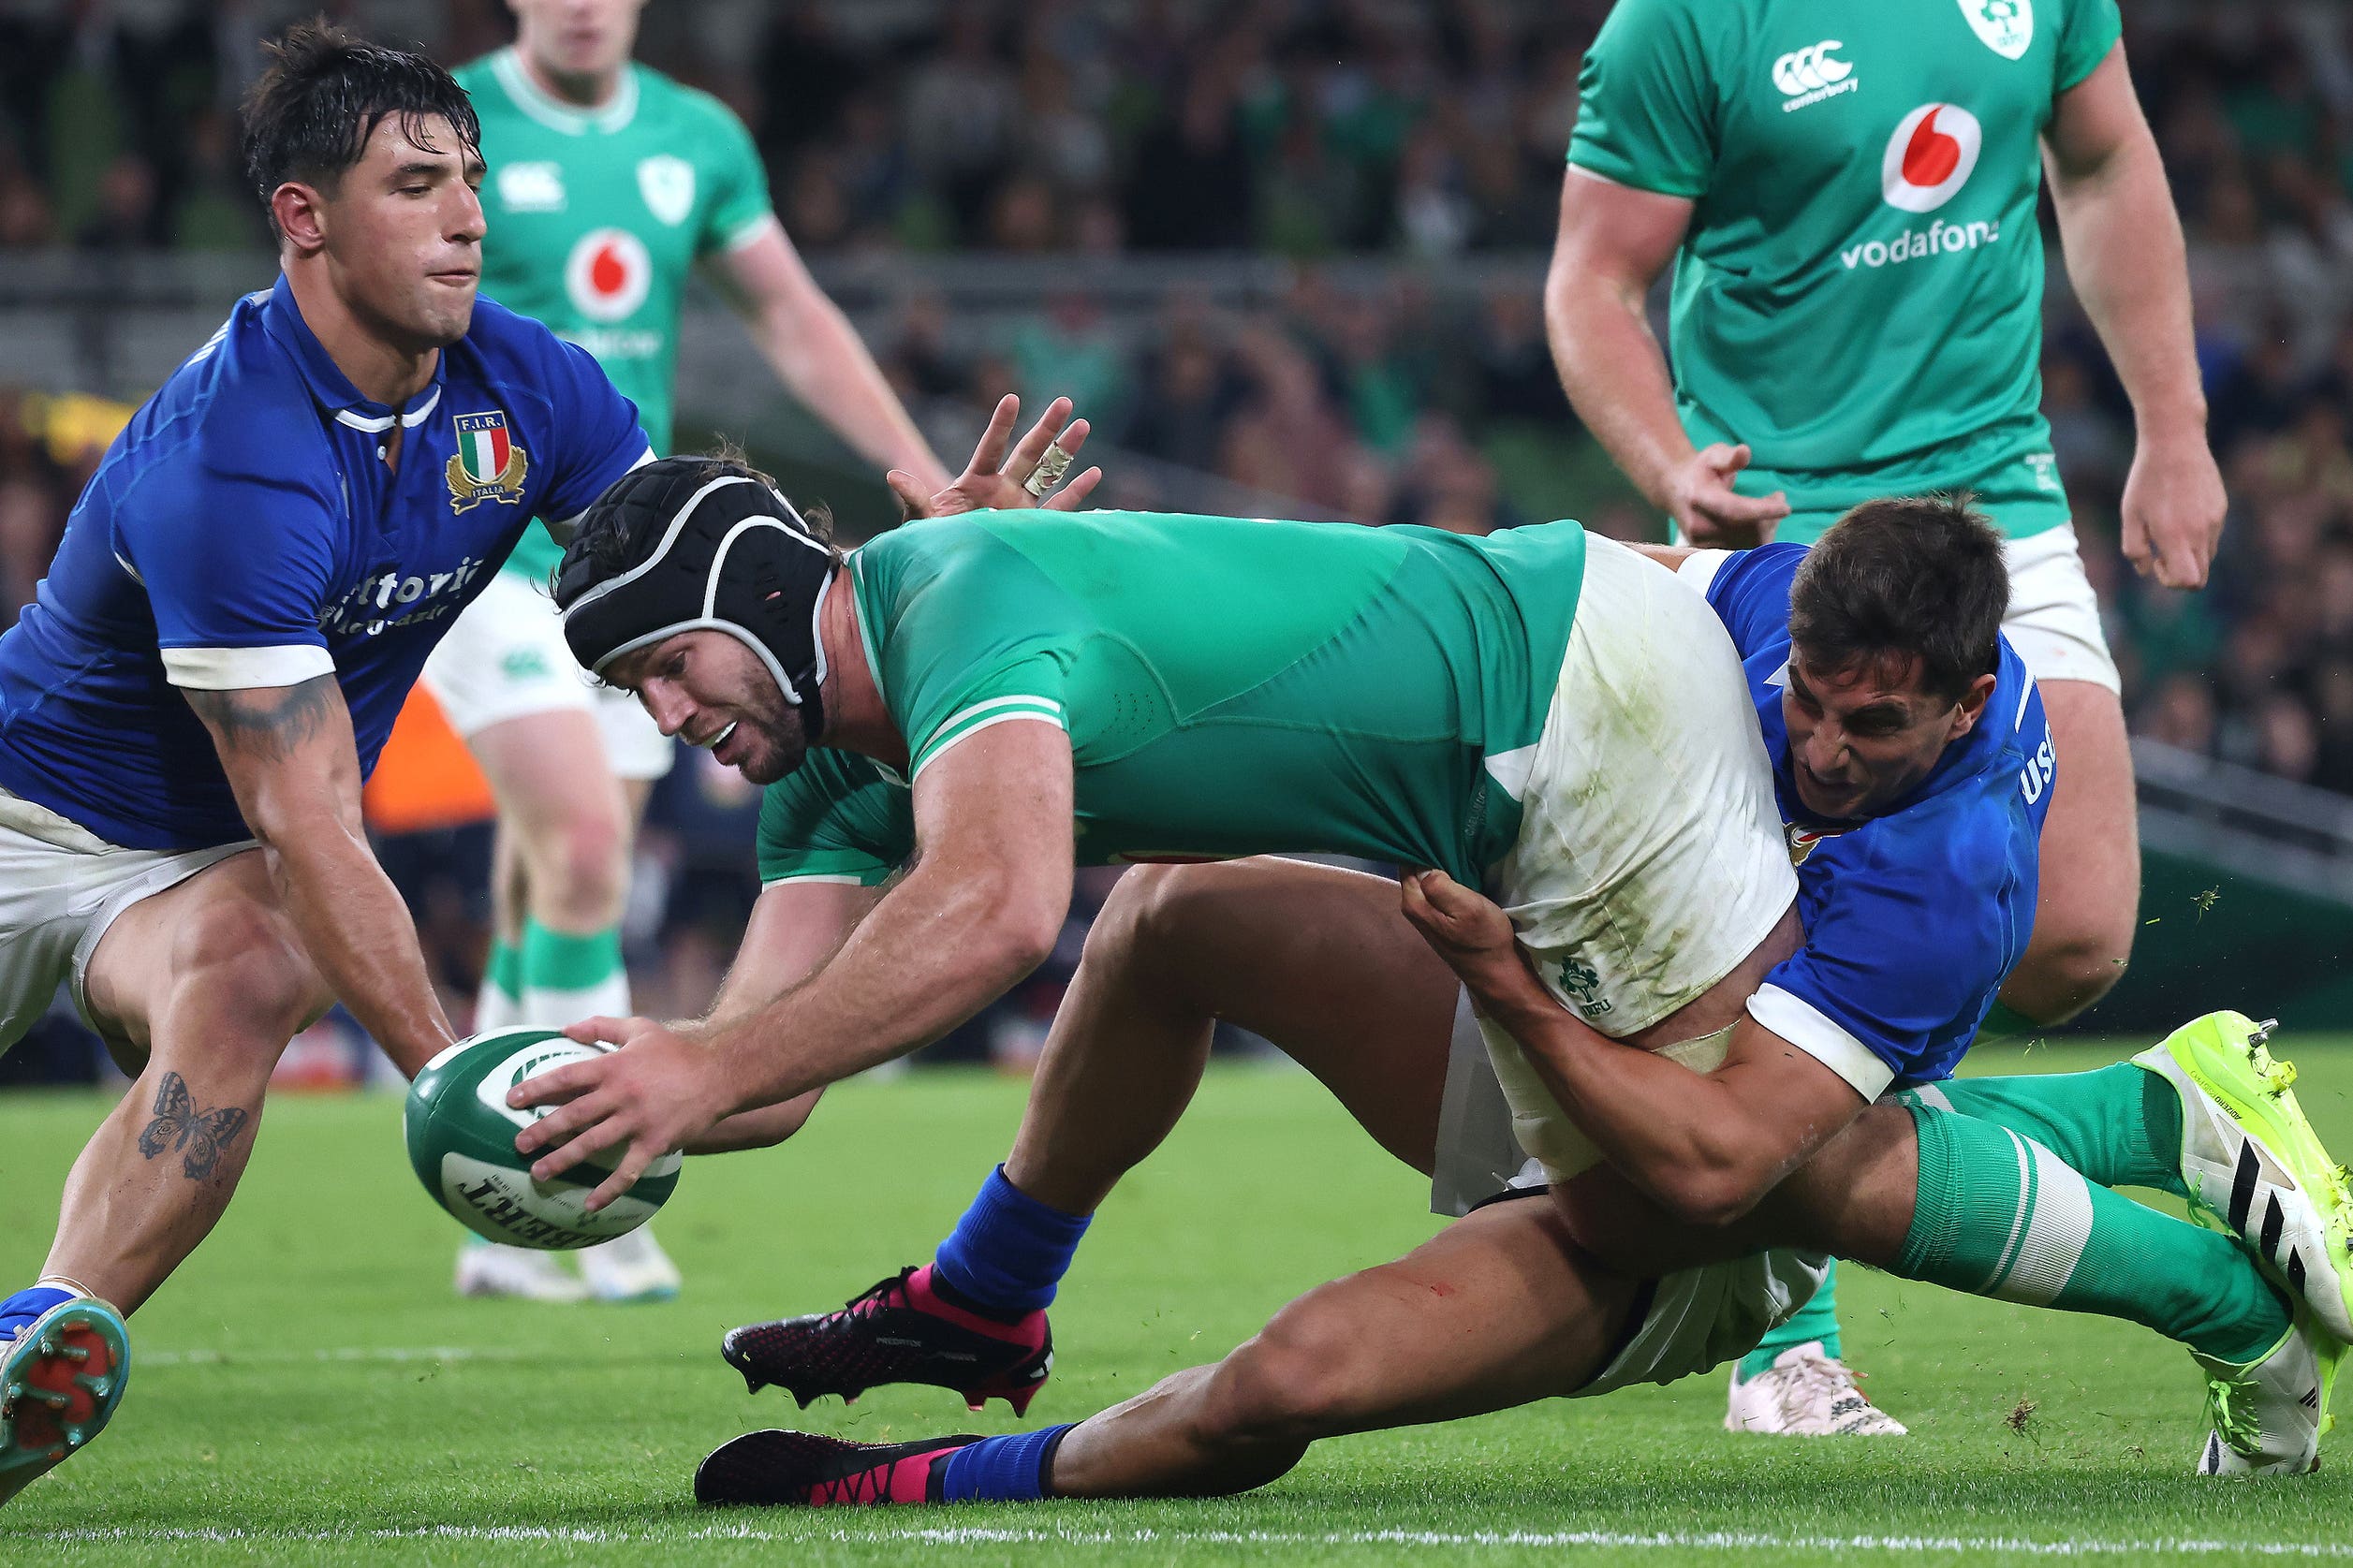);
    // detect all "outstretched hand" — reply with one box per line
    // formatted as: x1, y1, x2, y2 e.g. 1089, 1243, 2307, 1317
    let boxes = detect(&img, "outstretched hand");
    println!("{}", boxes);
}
889, 394, 1103, 520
